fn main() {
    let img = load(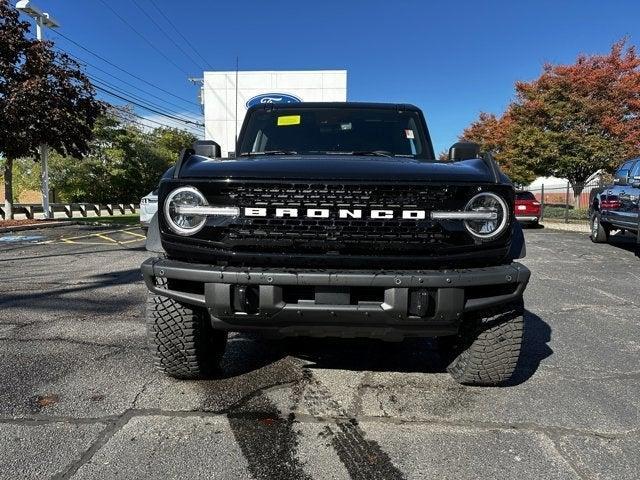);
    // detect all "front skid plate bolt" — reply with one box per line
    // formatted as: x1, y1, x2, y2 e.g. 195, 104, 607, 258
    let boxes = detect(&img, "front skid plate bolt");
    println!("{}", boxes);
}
506, 275, 513, 281
446, 278, 451, 283
267, 276, 273, 283
159, 269, 164, 276
394, 277, 401, 285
